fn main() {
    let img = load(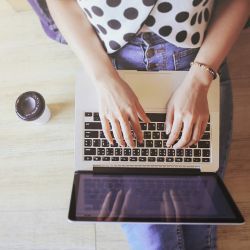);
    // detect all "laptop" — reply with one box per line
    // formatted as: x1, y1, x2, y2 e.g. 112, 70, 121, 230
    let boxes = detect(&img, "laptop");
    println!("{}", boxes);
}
68, 69, 244, 224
